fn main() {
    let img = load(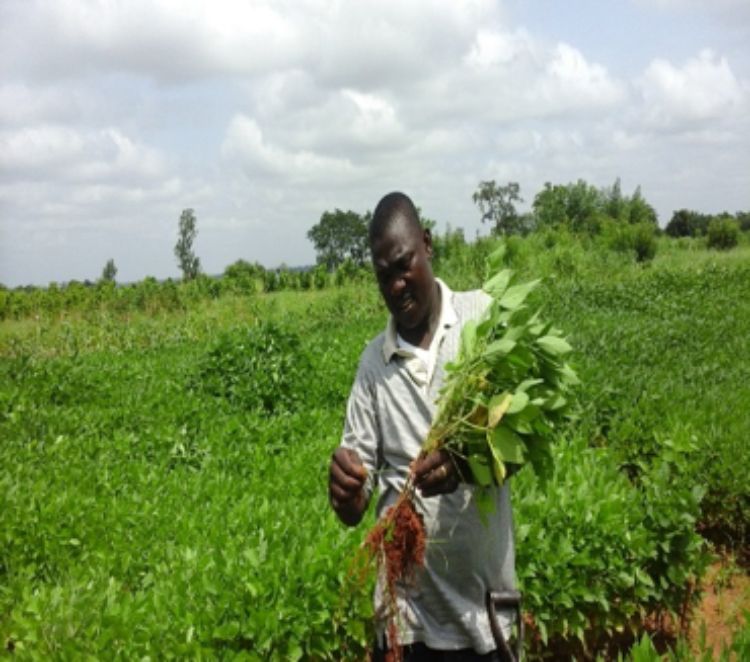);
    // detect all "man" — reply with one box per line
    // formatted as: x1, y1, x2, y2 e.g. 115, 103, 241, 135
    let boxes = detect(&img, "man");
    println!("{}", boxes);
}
328, 192, 516, 661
